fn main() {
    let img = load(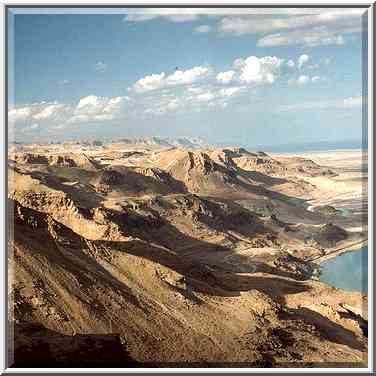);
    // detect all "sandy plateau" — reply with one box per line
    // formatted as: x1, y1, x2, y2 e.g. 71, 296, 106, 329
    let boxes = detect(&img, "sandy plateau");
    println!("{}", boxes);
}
8, 140, 368, 367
